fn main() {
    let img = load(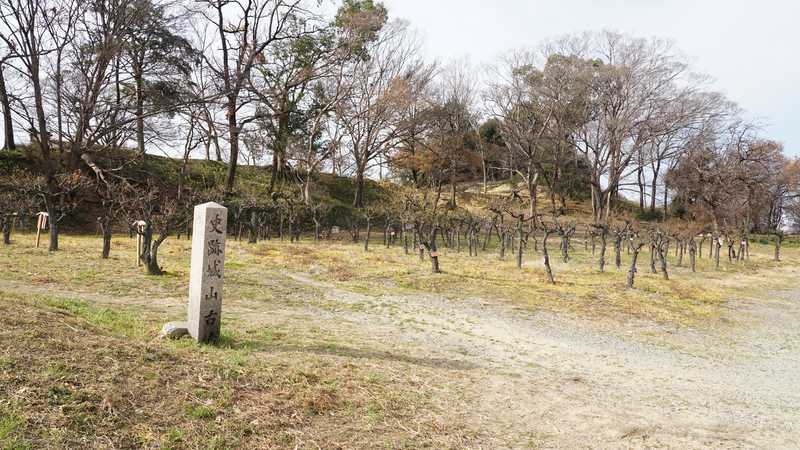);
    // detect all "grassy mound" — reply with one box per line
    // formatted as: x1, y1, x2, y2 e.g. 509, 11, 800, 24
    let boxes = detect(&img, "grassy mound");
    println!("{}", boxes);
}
0, 147, 391, 230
